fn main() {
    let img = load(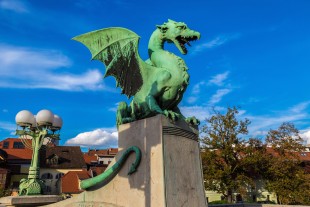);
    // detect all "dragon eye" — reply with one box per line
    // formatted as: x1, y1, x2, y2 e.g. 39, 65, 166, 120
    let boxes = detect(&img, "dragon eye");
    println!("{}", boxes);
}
177, 25, 186, 29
